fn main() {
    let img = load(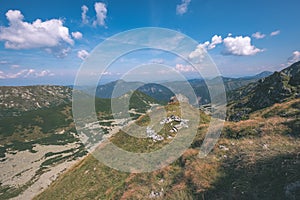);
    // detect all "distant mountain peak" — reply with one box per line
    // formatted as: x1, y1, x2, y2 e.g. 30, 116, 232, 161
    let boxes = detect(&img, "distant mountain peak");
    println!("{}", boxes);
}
253, 71, 273, 79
